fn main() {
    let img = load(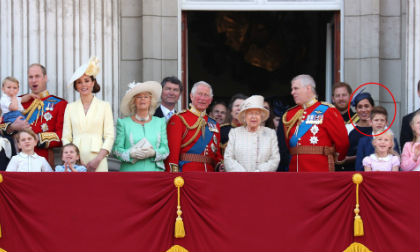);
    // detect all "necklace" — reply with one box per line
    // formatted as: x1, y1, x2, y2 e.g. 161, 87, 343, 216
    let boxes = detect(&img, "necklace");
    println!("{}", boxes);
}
135, 114, 149, 122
